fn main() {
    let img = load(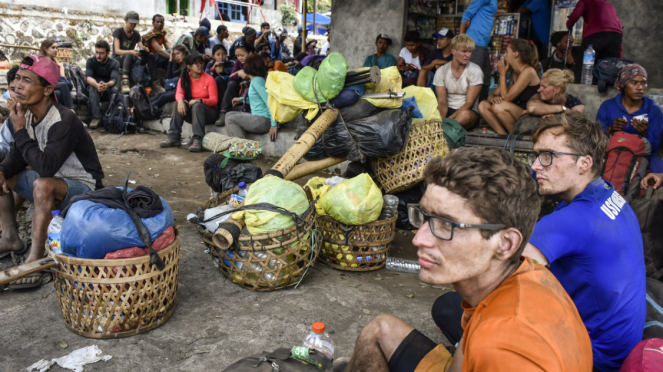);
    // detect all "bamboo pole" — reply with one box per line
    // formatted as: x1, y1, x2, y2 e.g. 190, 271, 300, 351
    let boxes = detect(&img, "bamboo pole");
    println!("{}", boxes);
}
0, 43, 39, 51
284, 157, 346, 181
212, 109, 339, 249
